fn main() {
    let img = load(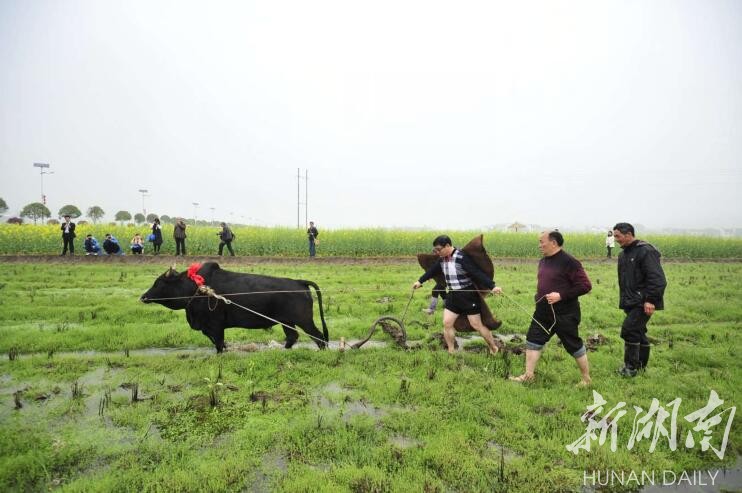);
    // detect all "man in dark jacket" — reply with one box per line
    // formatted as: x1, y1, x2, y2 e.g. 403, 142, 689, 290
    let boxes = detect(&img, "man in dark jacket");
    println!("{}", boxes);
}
173, 218, 187, 256
60, 214, 76, 255
613, 222, 667, 377
102, 234, 124, 255
218, 222, 235, 256
307, 221, 319, 257
509, 231, 593, 385
413, 235, 502, 355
